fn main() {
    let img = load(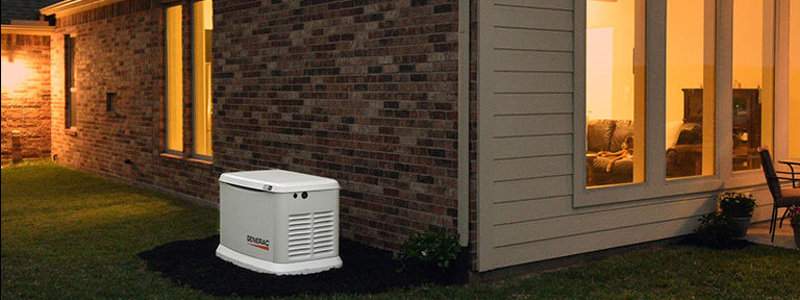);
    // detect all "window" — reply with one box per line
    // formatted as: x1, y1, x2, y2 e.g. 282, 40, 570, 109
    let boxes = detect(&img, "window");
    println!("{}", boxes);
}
64, 35, 76, 128
166, 5, 183, 153
576, 0, 796, 205
788, 0, 800, 159
585, 0, 646, 187
193, 0, 213, 157
106, 92, 117, 113
576, 0, 726, 207
665, 0, 715, 178
732, 0, 775, 171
